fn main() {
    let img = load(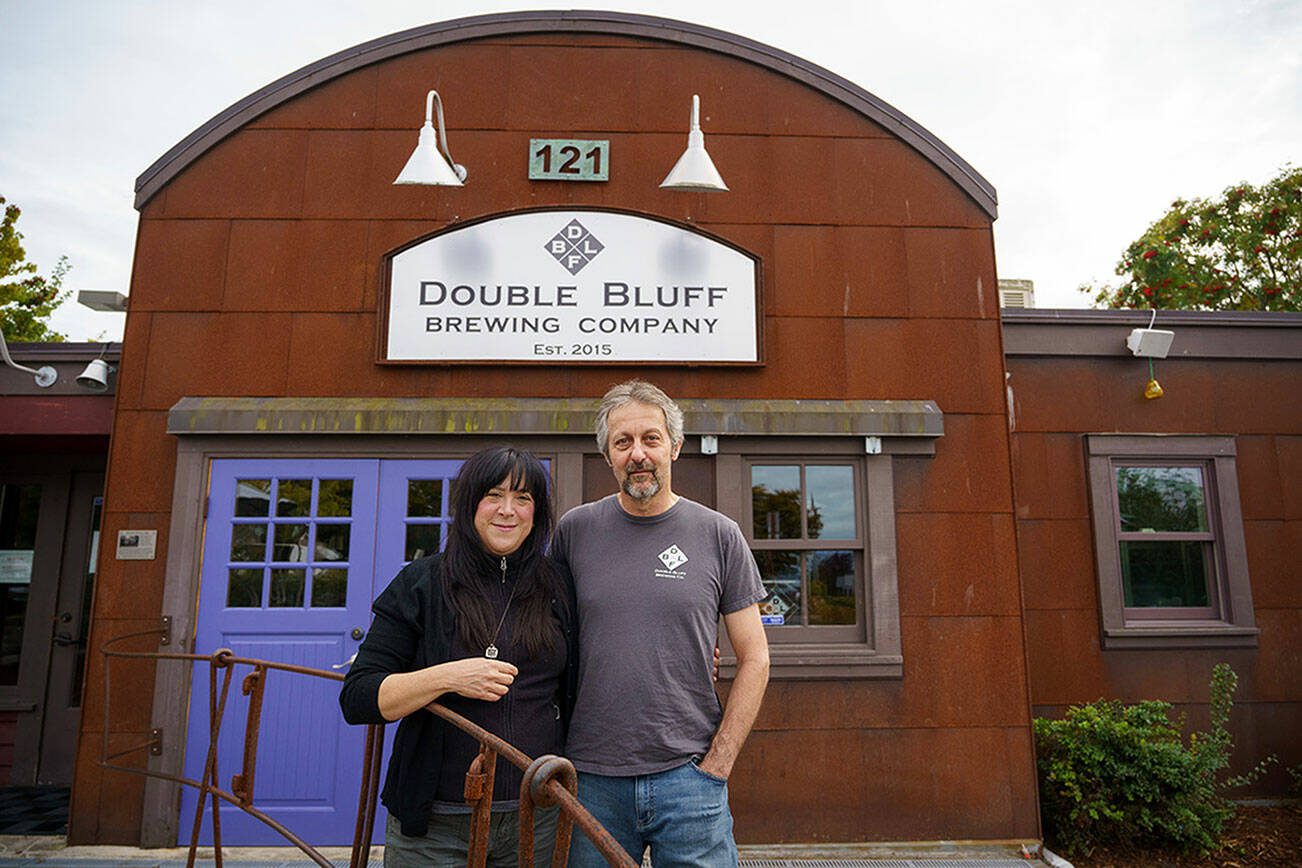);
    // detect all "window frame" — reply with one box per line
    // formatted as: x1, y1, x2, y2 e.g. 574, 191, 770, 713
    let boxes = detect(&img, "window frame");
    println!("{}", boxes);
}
1086, 435, 1257, 649
712, 442, 907, 679
744, 458, 866, 643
